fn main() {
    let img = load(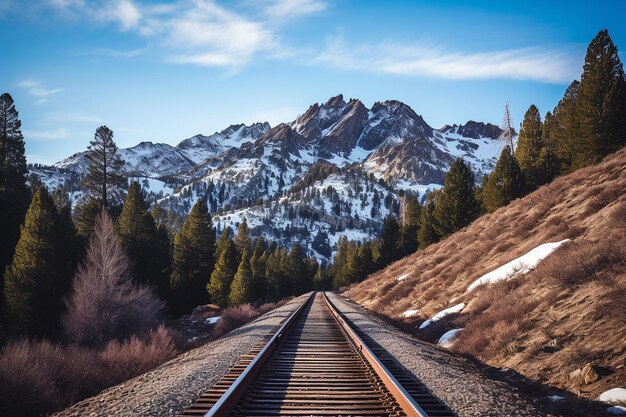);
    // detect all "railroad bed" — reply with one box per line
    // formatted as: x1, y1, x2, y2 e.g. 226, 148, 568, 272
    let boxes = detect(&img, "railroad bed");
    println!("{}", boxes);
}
180, 292, 453, 417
